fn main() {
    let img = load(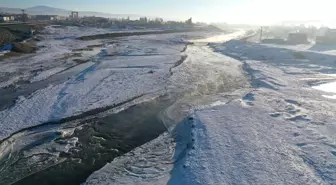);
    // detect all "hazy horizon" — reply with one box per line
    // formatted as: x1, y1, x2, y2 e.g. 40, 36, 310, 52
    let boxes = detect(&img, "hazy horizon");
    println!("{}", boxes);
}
1, 0, 336, 26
